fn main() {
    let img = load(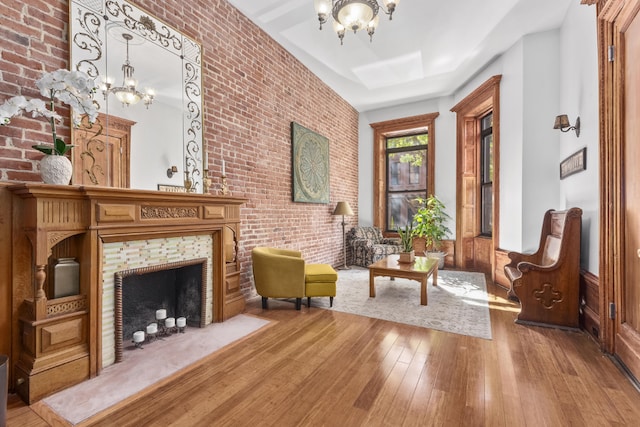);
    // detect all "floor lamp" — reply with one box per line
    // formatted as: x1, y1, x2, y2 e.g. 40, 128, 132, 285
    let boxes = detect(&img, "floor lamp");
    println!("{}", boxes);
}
333, 201, 354, 269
